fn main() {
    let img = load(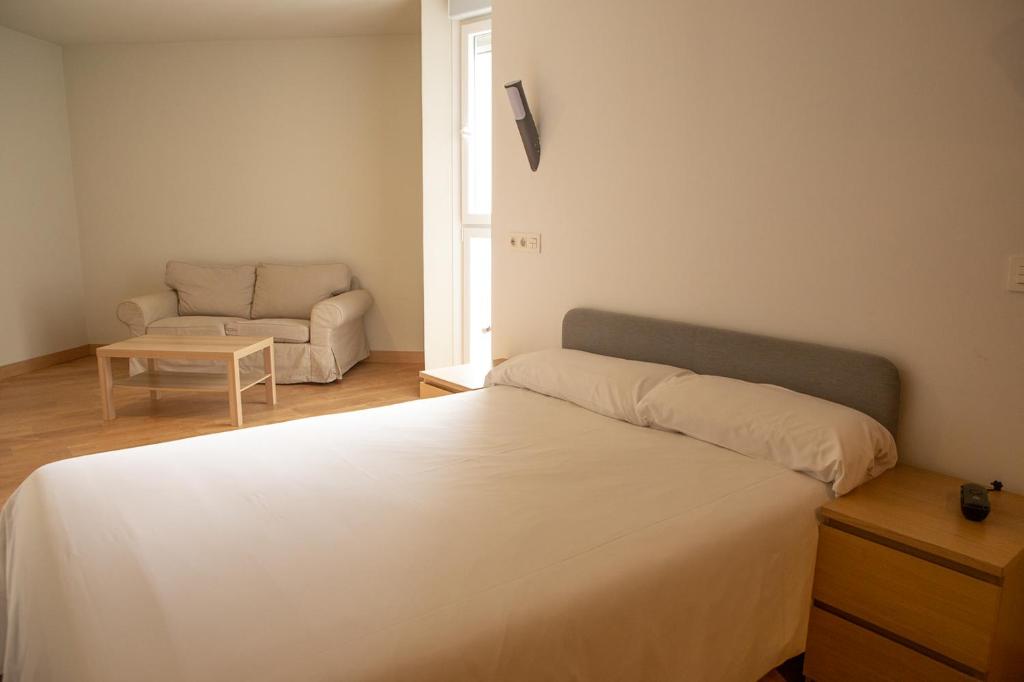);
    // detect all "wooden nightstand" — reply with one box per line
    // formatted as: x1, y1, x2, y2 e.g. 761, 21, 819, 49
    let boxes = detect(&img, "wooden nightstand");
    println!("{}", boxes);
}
418, 363, 493, 398
804, 465, 1024, 682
